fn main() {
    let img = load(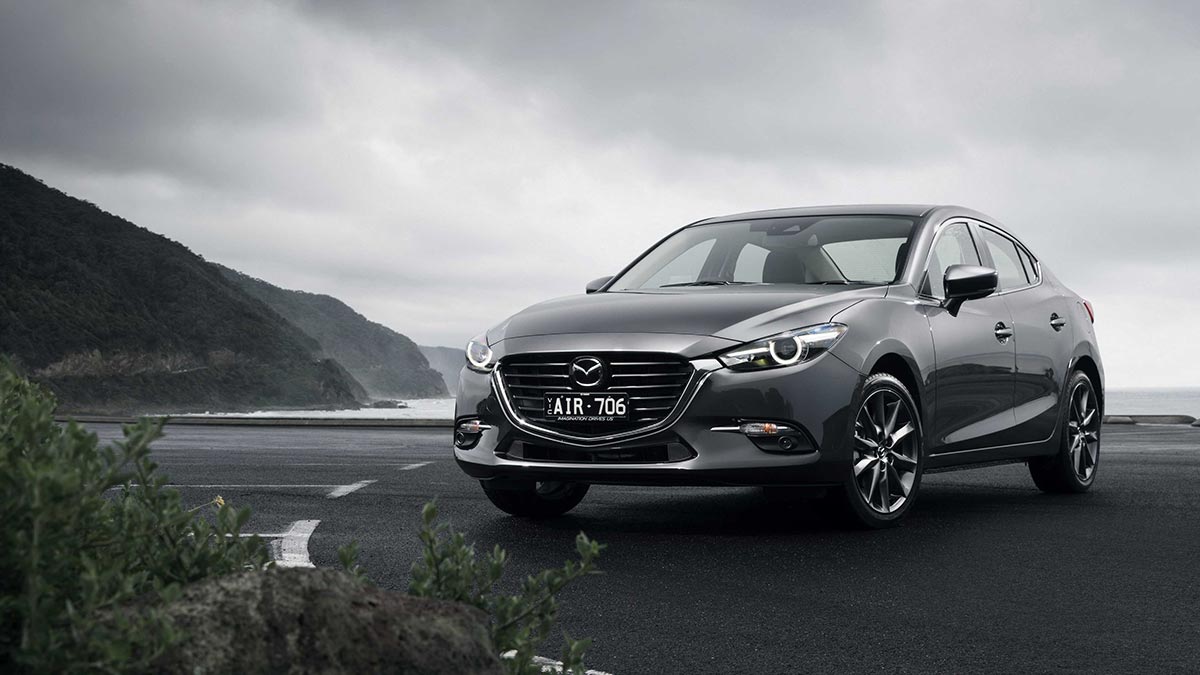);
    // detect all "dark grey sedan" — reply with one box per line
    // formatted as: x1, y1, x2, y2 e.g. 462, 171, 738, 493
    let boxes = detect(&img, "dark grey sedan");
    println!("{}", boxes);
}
453, 205, 1103, 527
